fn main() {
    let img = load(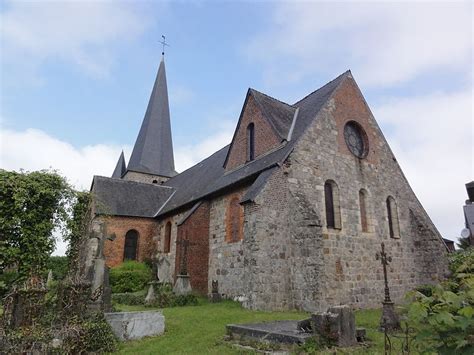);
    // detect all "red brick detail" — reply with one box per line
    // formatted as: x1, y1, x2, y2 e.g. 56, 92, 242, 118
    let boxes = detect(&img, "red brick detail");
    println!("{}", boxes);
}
225, 95, 281, 171
174, 202, 210, 295
225, 193, 244, 243
102, 216, 158, 268
332, 77, 382, 165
